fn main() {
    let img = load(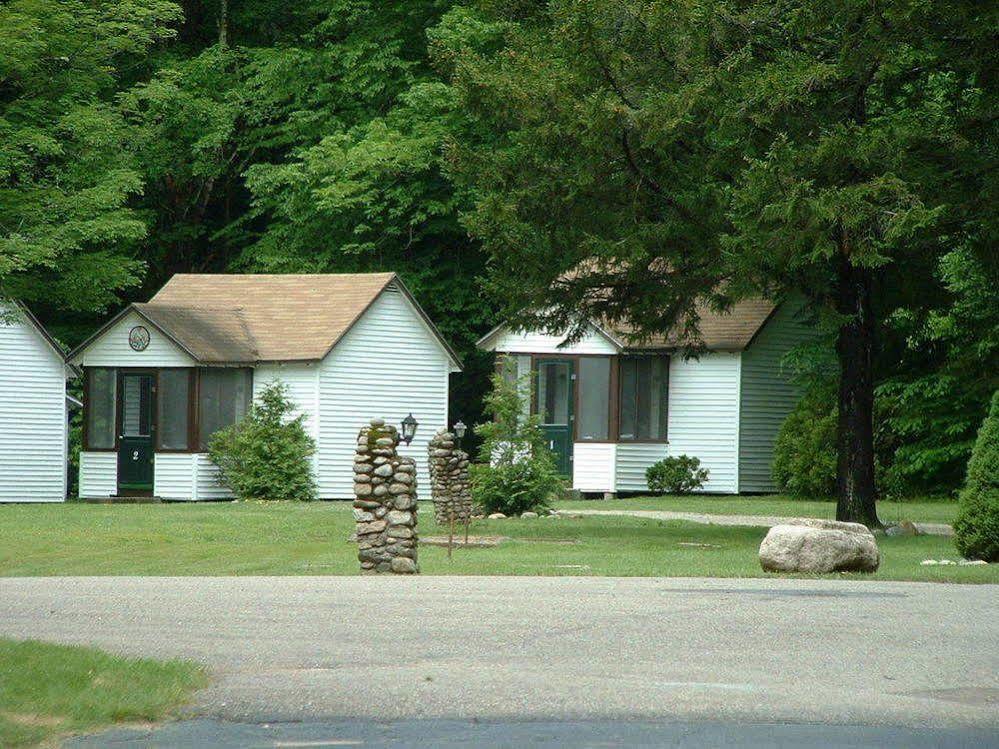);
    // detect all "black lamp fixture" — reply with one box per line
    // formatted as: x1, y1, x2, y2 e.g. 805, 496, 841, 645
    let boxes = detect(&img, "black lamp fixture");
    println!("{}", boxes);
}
453, 420, 467, 447
400, 413, 418, 446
